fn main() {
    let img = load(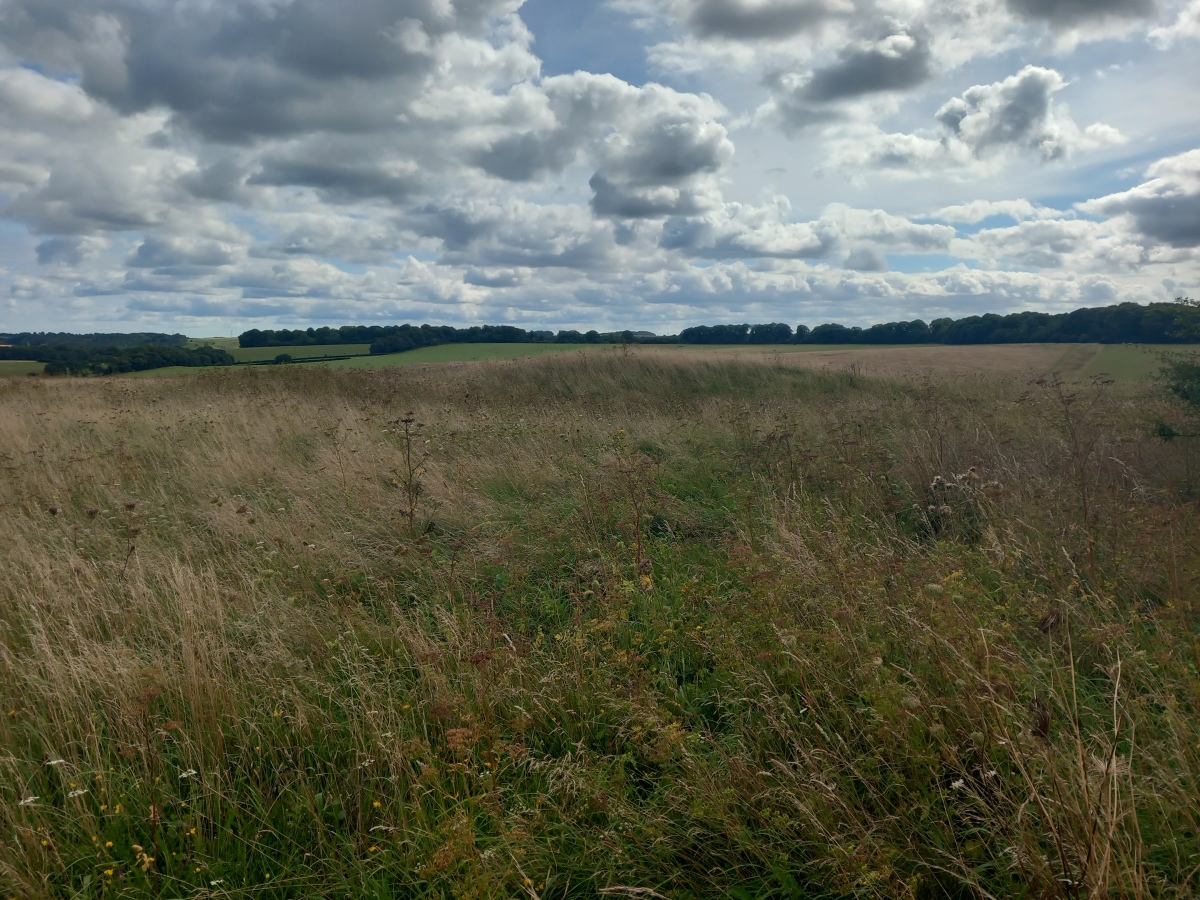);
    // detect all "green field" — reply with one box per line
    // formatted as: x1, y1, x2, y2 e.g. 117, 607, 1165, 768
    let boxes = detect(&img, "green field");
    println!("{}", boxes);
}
229, 343, 371, 363
1081, 343, 1200, 380
310, 342, 612, 368
0, 360, 43, 376
185, 336, 241, 352
188, 339, 372, 362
